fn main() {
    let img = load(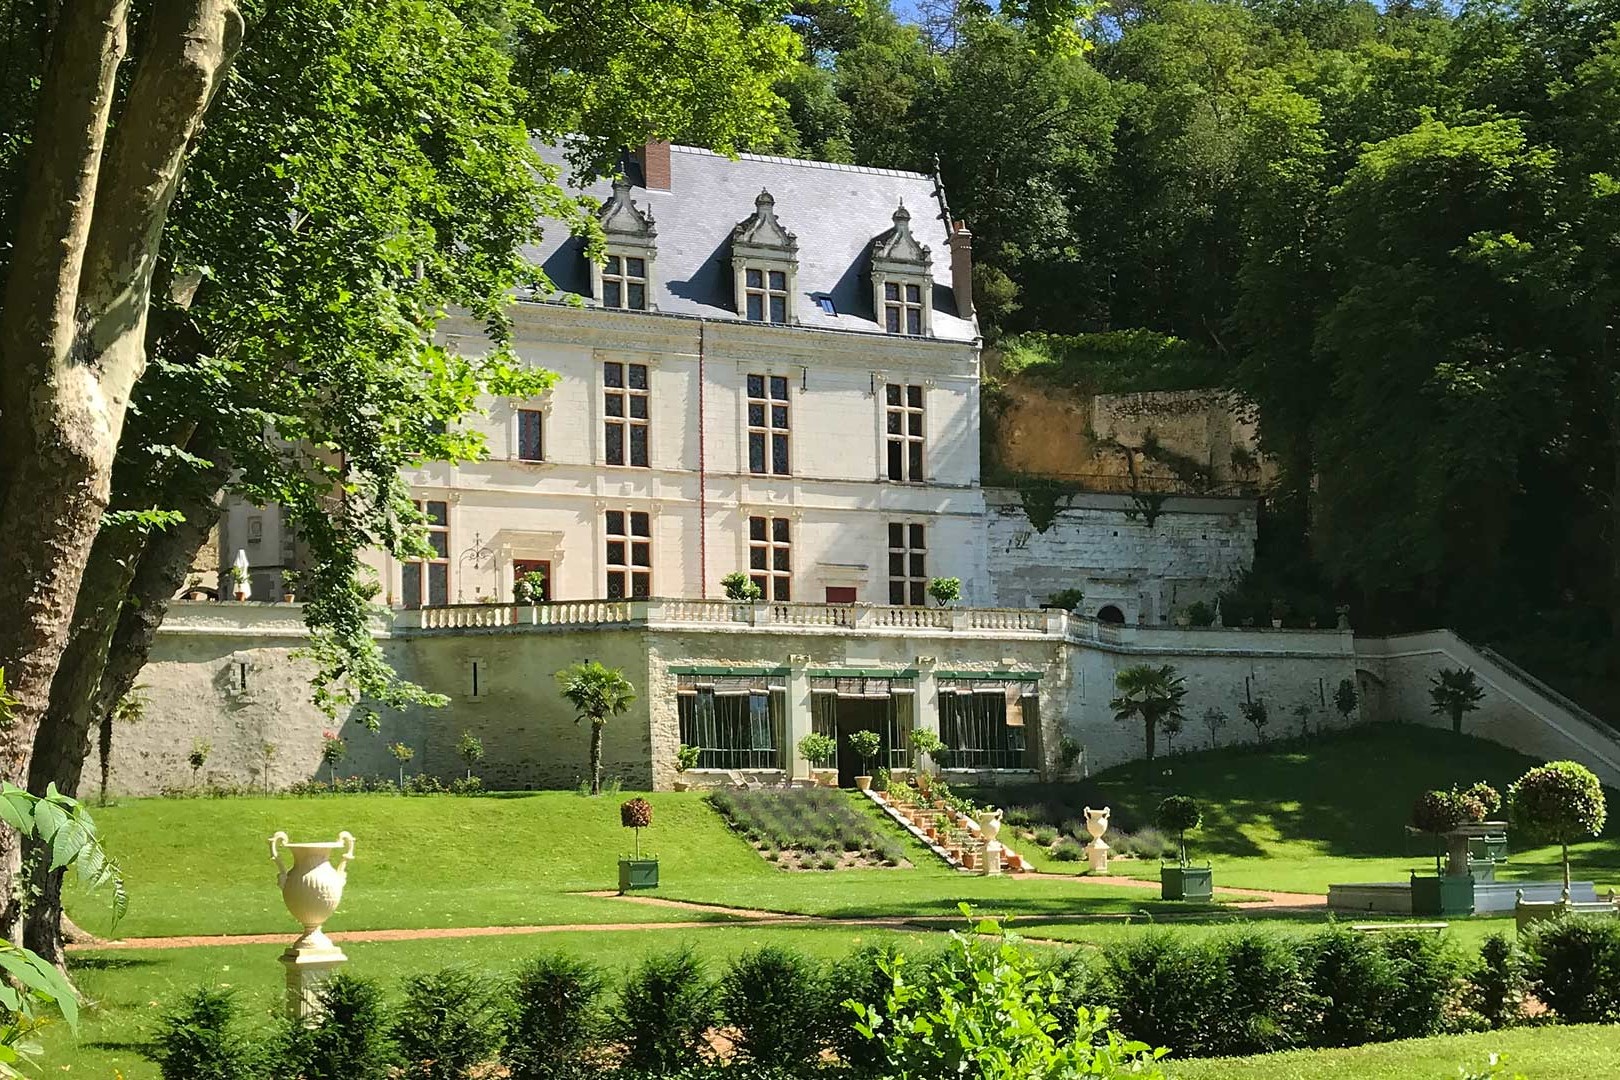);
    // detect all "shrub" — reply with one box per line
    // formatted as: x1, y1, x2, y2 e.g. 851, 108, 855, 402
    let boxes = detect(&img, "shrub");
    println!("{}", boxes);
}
1042, 948, 1100, 1041
797, 732, 837, 769
1205, 930, 1305, 1056
873, 766, 891, 792
149, 987, 261, 1080
1047, 588, 1085, 611
1049, 838, 1084, 861
1522, 916, 1620, 1024
504, 954, 605, 1080
1468, 933, 1523, 1030
616, 947, 717, 1073
1156, 795, 1201, 864
1032, 826, 1058, 847
449, 775, 484, 795
721, 571, 763, 601
279, 973, 395, 1080
926, 576, 962, 607
848, 729, 883, 776
1377, 930, 1461, 1040
1299, 927, 1400, 1047
1099, 932, 1220, 1056
1508, 761, 1608, 896
393, 967, 504, 1079
722, 947, 829, 1070
827, 942, 904, 1073
1003, 806, 1033, 828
